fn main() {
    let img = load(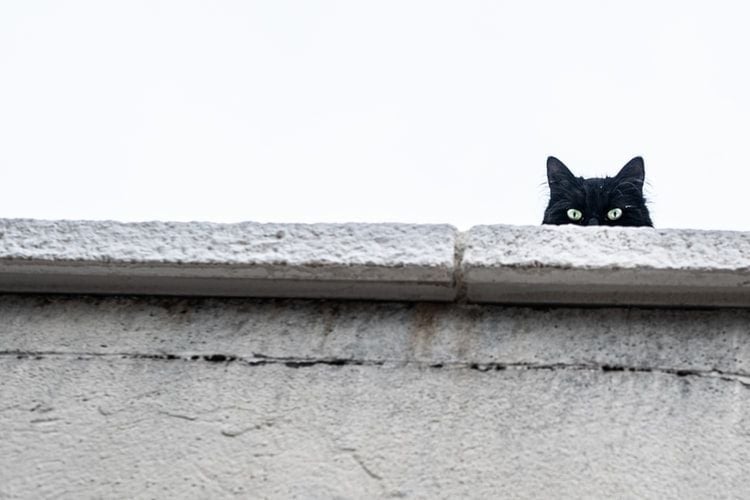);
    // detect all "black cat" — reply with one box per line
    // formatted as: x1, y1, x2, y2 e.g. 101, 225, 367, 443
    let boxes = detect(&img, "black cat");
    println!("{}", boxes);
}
543, 157, 653, 227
